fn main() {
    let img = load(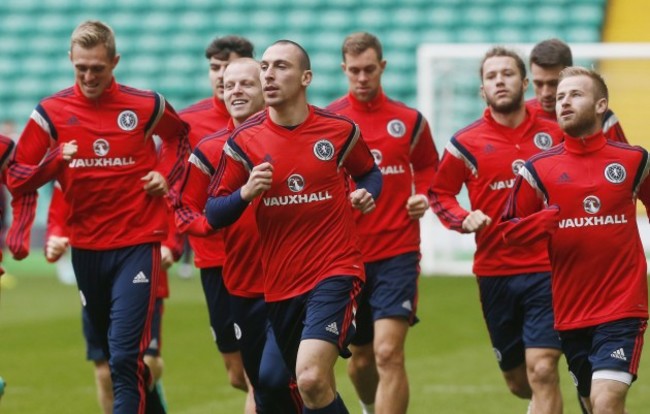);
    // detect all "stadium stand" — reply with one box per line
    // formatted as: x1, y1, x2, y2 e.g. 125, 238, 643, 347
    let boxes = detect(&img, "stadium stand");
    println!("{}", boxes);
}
0, 0, 608, 127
